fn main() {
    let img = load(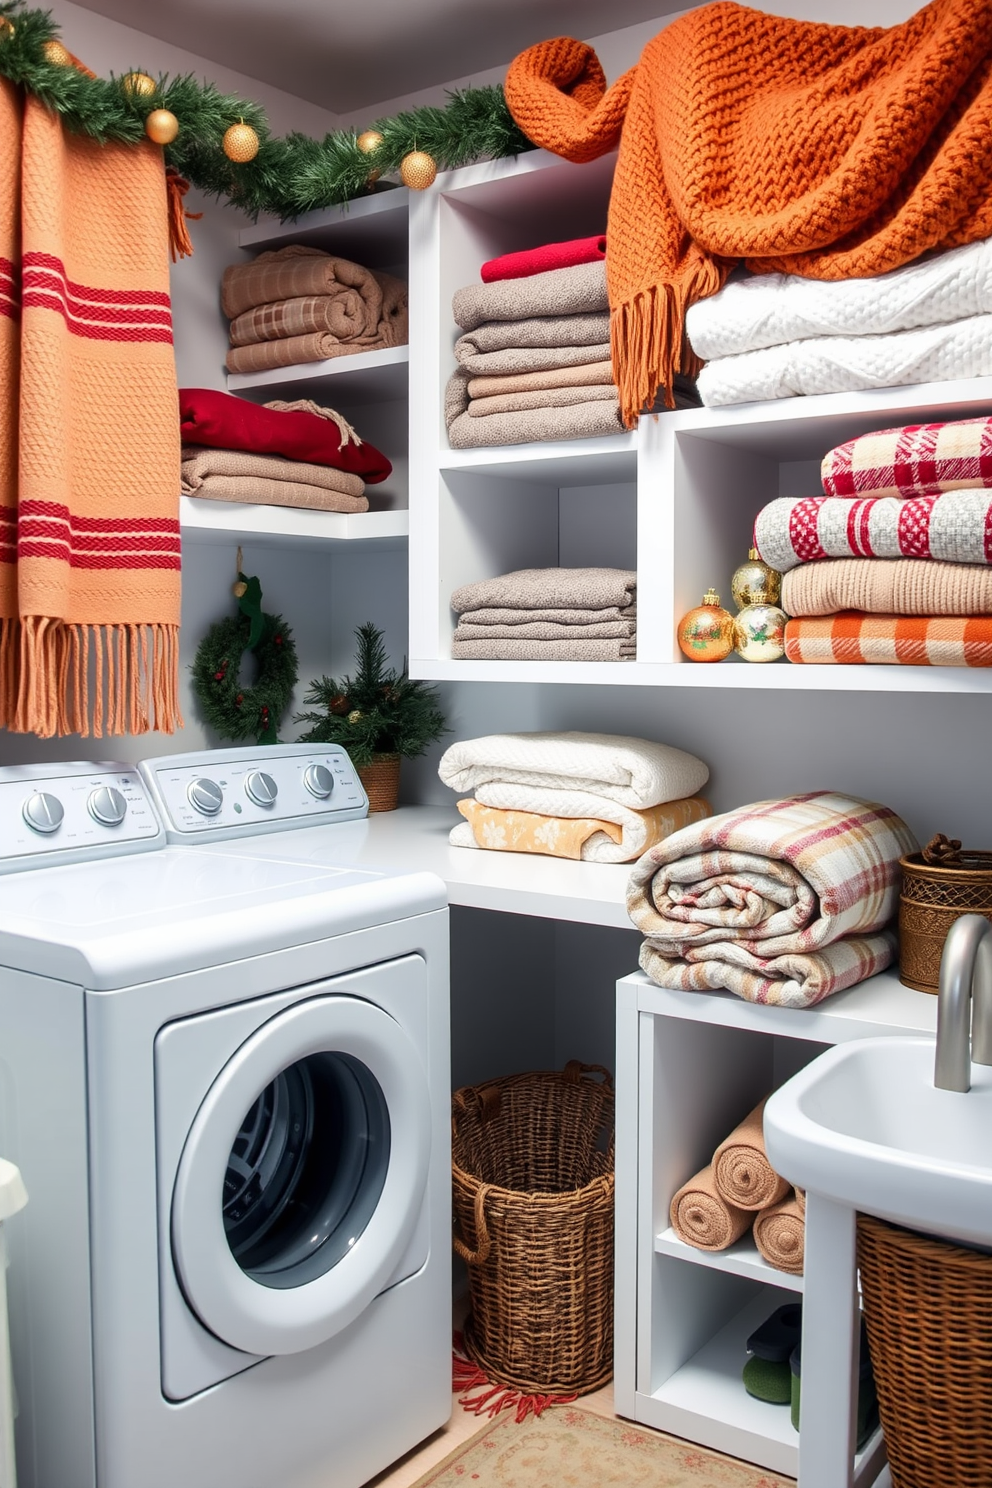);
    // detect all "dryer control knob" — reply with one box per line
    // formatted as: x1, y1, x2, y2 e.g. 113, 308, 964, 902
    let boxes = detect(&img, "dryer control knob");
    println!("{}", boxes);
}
303, 764, 334, 799
87, 785, 127, 827
187, 777, 224, 816
22, 792, 64, 834
245, 770, 278, 808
